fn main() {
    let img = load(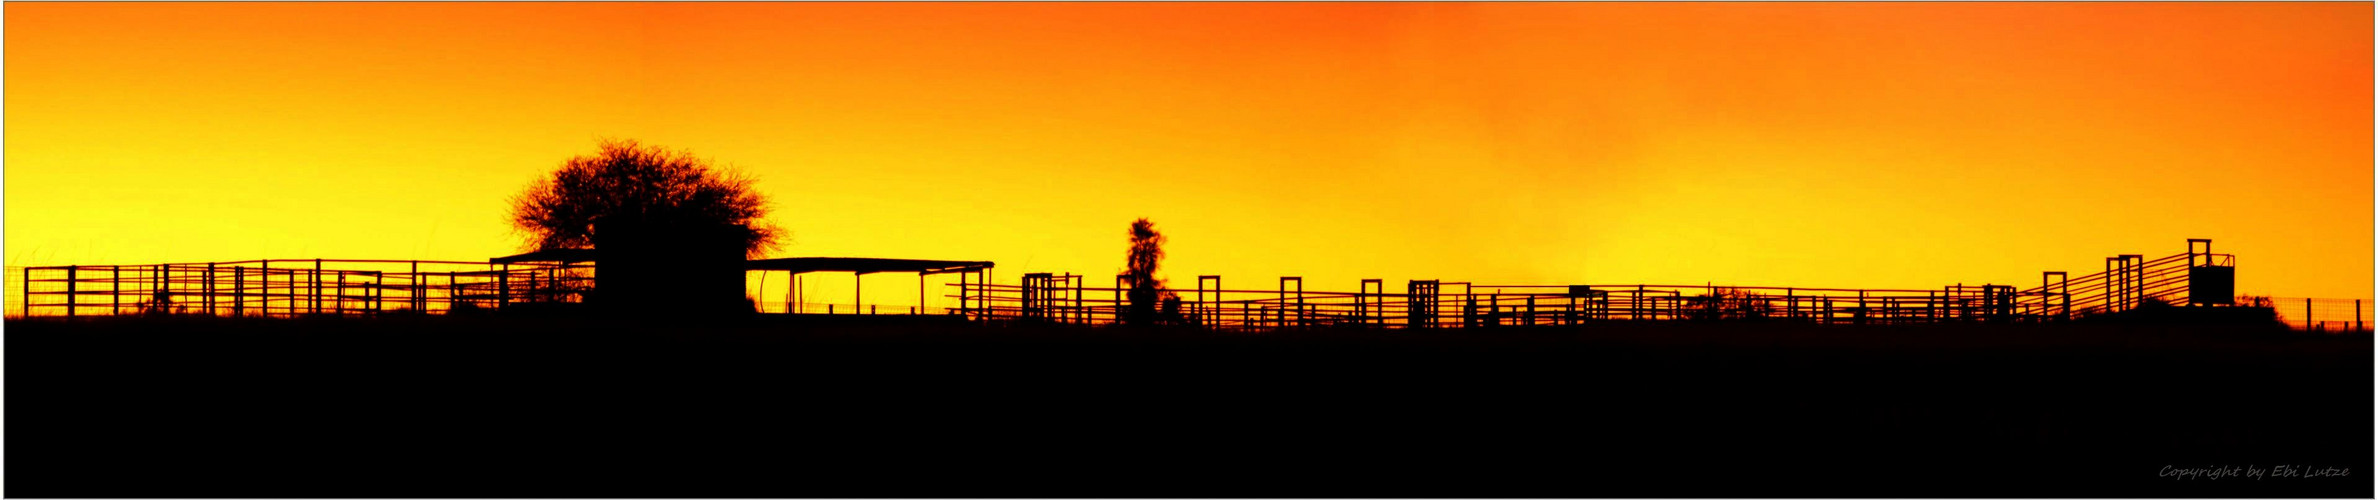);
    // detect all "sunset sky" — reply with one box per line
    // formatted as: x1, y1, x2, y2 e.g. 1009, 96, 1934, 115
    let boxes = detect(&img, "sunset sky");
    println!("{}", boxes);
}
6, 2, 2371, 309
